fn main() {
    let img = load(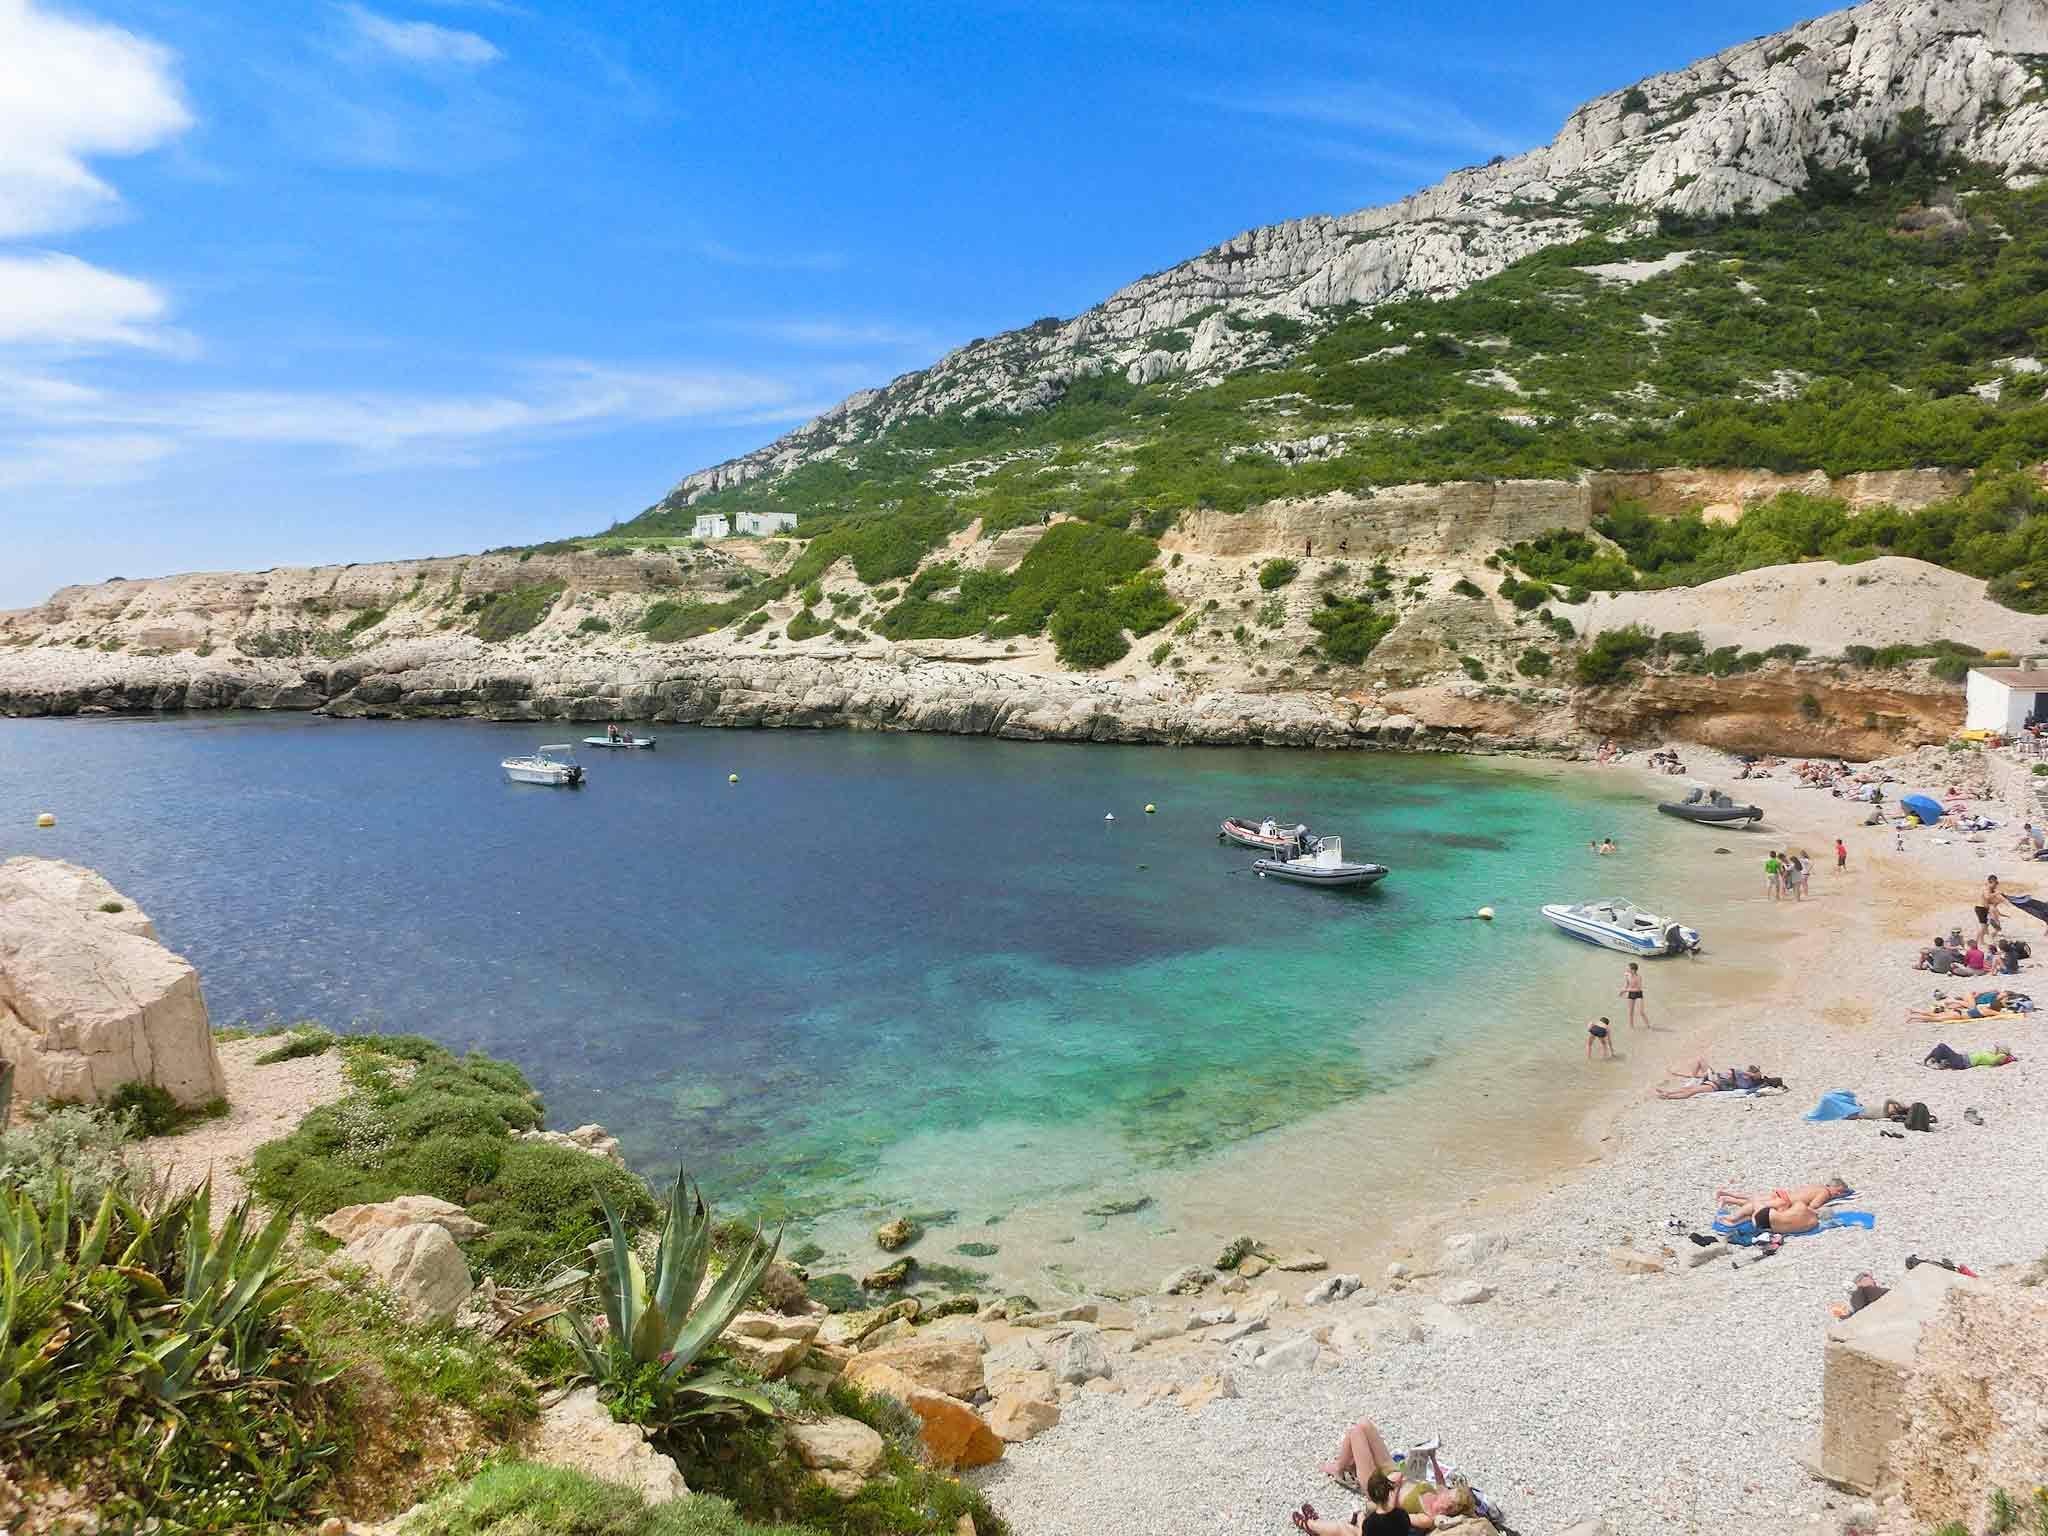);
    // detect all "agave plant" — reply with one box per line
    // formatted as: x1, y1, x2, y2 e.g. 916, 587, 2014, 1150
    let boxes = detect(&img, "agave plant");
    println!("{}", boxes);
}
557, 1167, 781, 1419
0, 1171, 115, 1430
